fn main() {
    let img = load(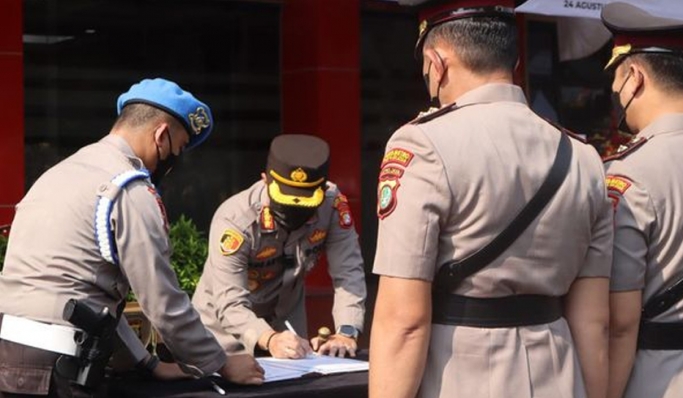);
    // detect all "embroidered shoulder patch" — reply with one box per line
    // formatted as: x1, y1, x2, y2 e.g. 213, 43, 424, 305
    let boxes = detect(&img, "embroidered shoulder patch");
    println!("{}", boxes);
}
606, 175, 632, 195
377, 178, 400, 219
379, 166, 405, 180
219, 229, 244, 256
308, 229, 327, 244
381, 148, 414, 168
334, 195, 354, 229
